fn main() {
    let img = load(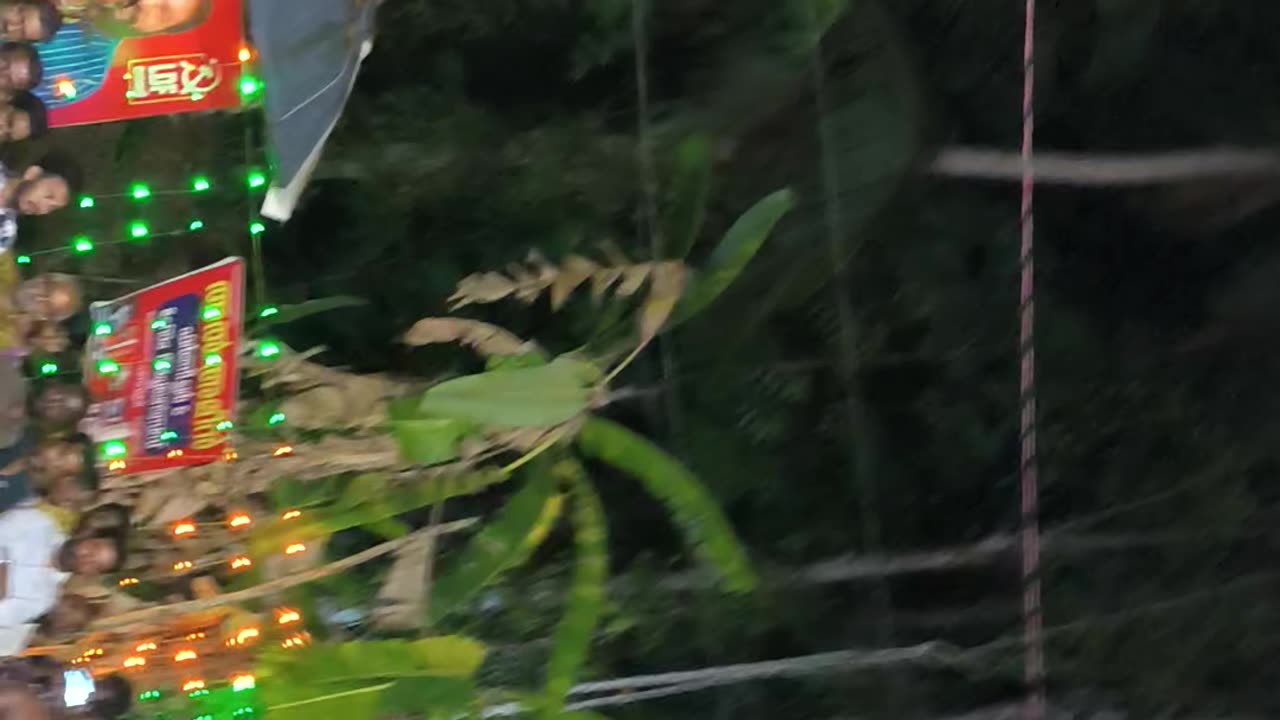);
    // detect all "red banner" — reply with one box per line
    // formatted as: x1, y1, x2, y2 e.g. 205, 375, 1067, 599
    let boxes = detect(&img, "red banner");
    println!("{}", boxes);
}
42, 0, 246, 128
83, 258, 244, 475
